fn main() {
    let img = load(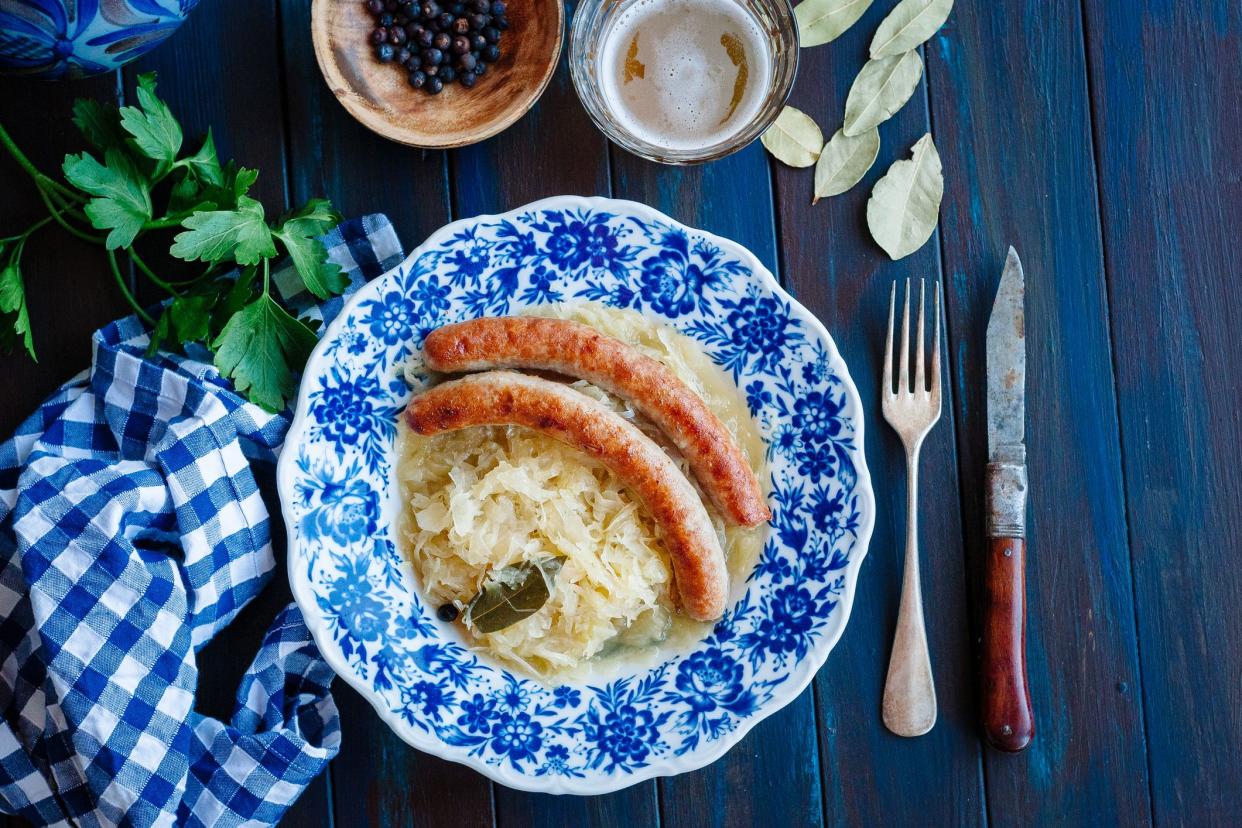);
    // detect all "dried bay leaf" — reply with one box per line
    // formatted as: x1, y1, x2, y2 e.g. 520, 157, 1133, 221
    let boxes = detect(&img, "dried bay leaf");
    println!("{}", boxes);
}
465, 557, 566, 633
843, 51, 923, 137
813, 127, 881, 202
760, 106, 824, 168
866, 133, 943, 259
794, 0, 875, 48
870, 0, 954, 58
